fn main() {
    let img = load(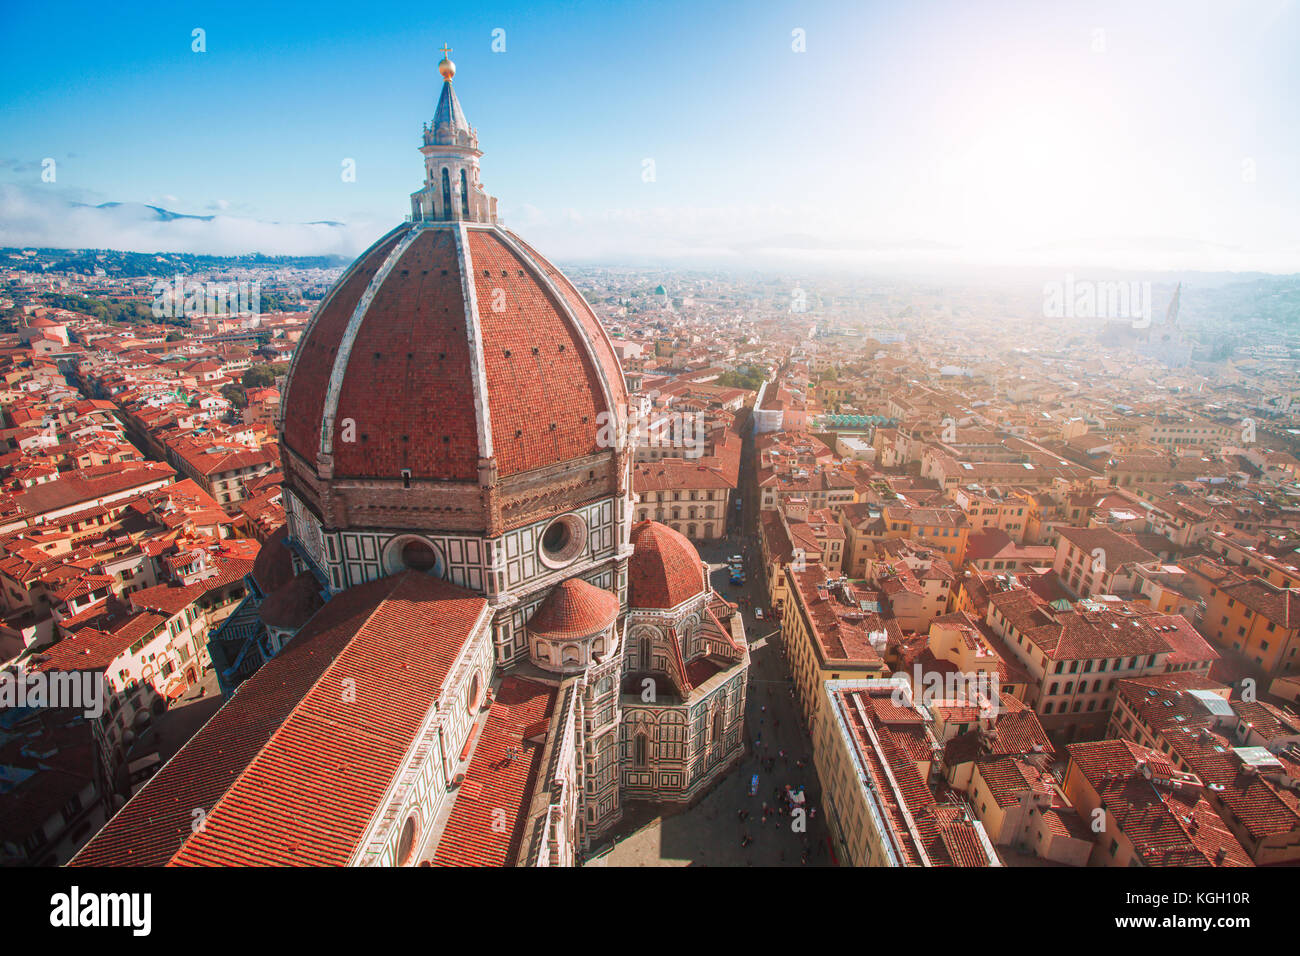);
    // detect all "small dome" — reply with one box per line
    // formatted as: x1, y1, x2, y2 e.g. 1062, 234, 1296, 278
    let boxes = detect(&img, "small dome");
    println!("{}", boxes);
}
527, 578, 619, 638
627, 521, 706, 610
